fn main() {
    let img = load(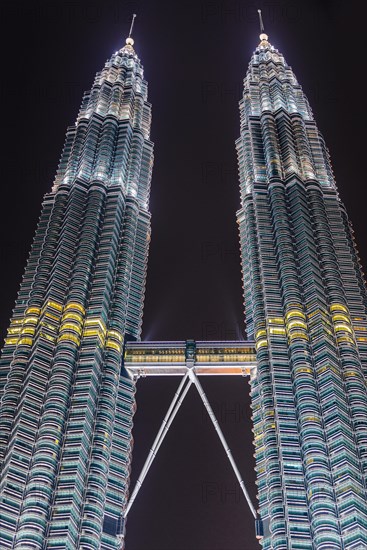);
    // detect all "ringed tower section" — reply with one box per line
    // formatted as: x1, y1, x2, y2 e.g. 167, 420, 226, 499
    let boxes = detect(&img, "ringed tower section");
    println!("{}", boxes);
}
0, 19, 153, 550
236, 14, 367, 549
